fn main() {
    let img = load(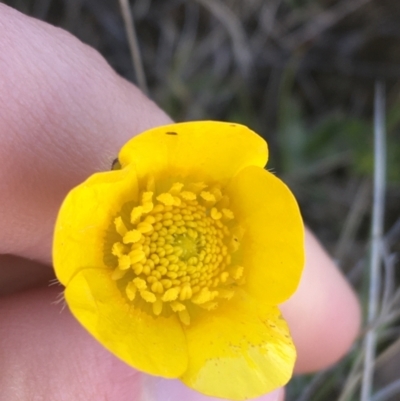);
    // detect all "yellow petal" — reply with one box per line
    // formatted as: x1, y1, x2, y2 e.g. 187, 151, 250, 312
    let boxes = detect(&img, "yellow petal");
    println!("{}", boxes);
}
53, 167, 139, 286
65, 269, 188, 378
227, 165, 304, 304
181, 291, 296, 400
118, 121, 268, 183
